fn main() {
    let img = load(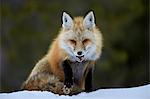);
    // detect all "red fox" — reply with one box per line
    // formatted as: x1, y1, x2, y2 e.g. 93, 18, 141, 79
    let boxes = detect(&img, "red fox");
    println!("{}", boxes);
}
21, 11, 103, 95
